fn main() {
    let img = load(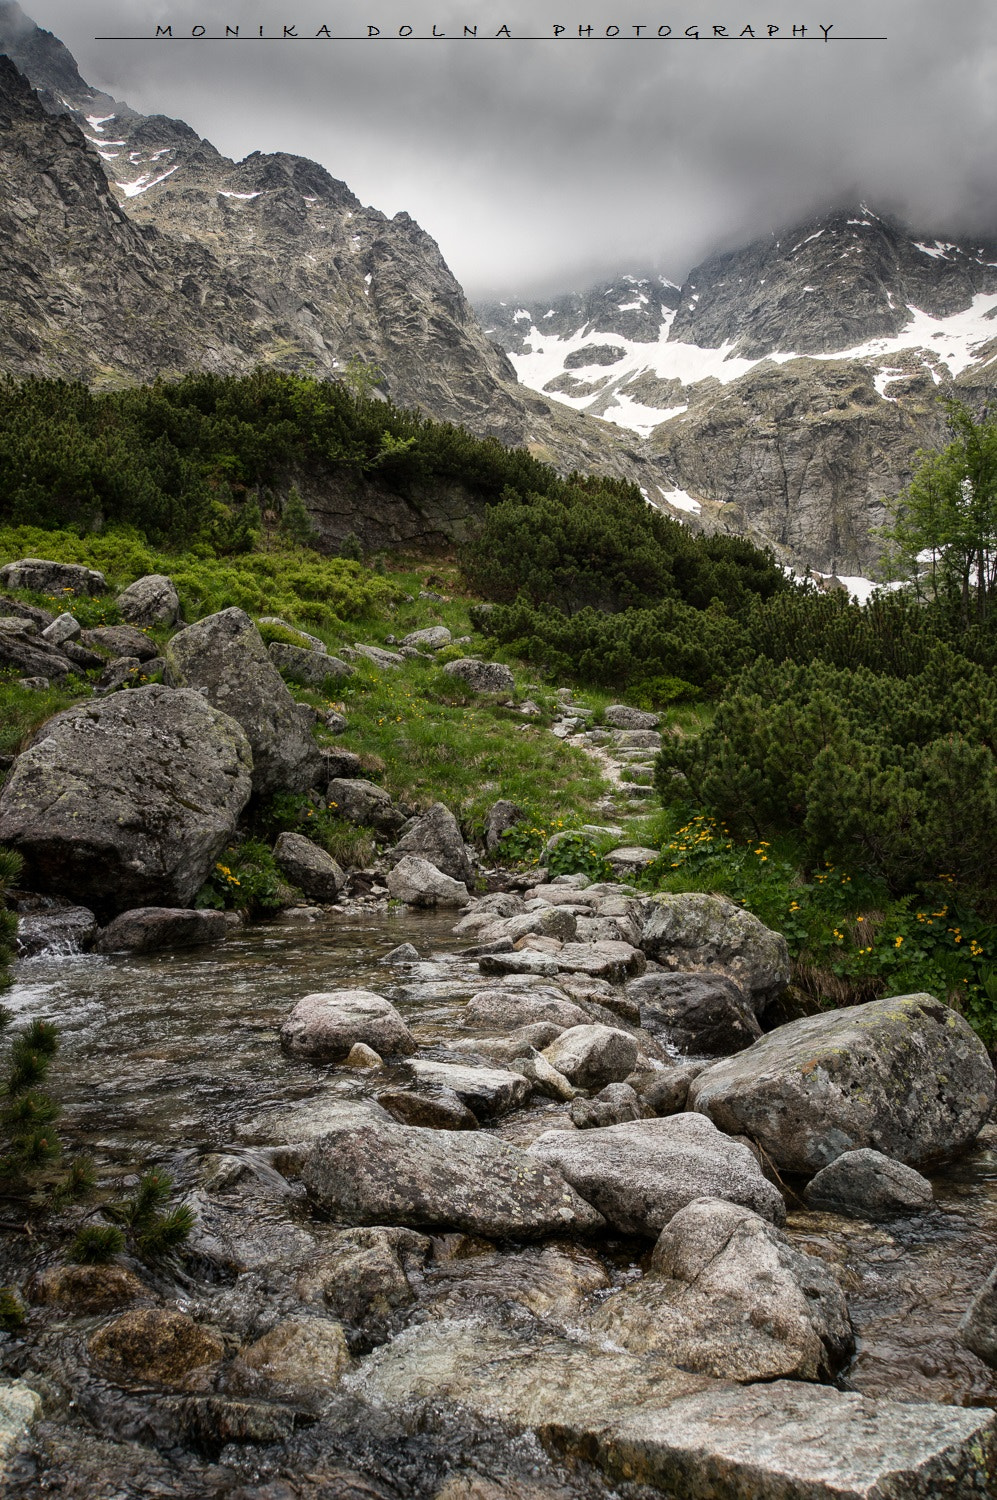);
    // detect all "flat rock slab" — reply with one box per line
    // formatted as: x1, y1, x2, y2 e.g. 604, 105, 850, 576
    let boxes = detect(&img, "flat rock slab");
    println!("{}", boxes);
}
302, 1119, 604, 1237
354, 1321, 996, 1499
281, 990, 416, 1062
689, 992, 996, 1173
479, 951, 560, 978
403, 1059, 532, 1119
555, 941, 647, 982
530, 1112, 785, 1235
